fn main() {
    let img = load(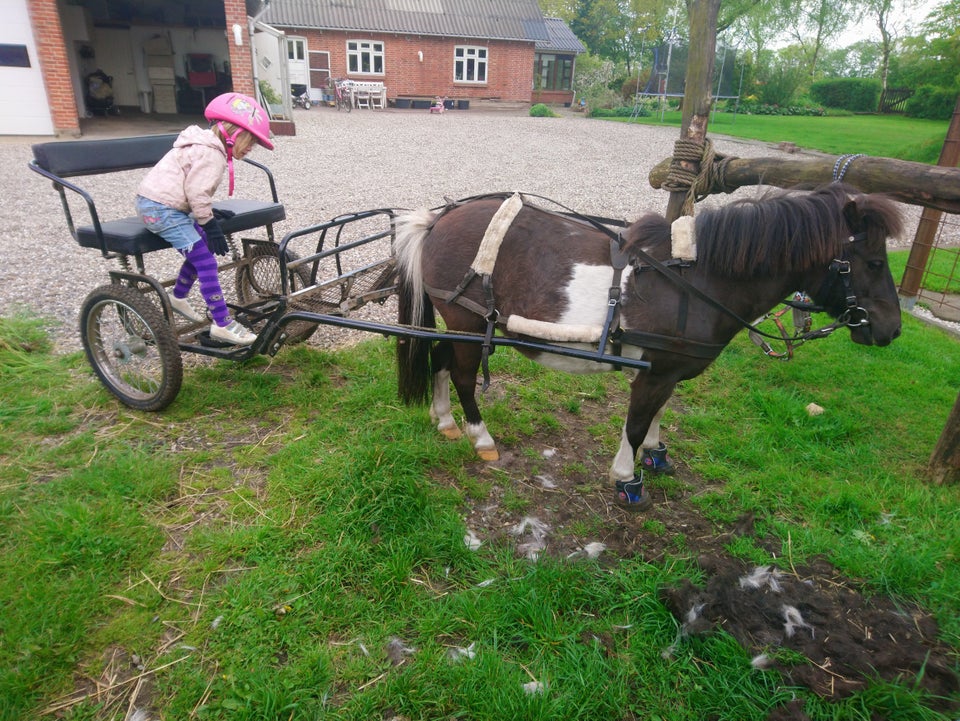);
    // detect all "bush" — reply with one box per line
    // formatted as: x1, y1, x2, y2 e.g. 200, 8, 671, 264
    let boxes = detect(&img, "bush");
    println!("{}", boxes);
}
810, 78, 881, 112
905, 85, 958, 120
738, 98, 826, 116
258, 80, 281, 106
529, 103, 558, 117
